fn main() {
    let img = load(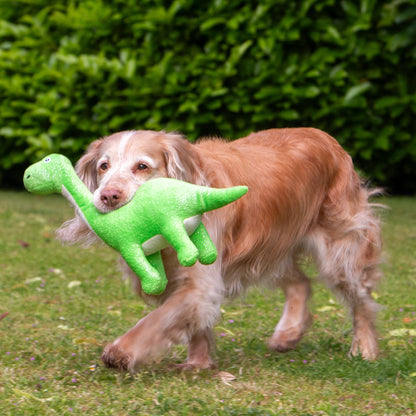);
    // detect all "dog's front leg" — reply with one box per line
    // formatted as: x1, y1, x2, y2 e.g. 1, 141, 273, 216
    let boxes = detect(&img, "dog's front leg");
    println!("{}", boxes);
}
102, 276, 222, 372
268, 270, 313, 352
101, 307, 174, 372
